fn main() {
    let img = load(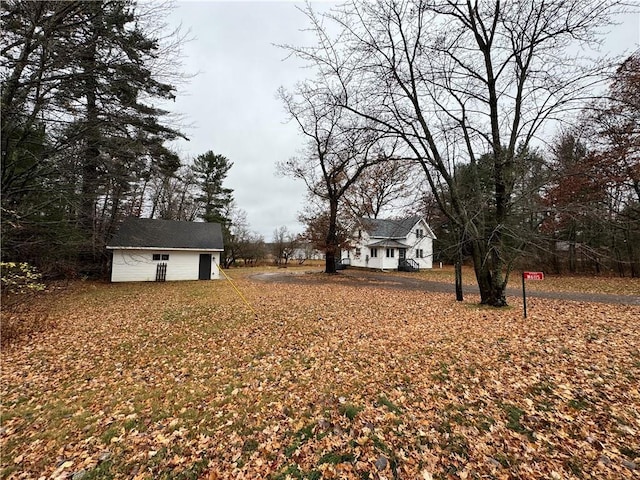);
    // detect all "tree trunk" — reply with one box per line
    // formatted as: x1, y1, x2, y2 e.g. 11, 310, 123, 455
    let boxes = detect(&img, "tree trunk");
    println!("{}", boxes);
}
455, 260, 463, 302
470, 240, 508, 307
568, 224, 577, 273
325, 198, 338, 274
80, 11, 101, 255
